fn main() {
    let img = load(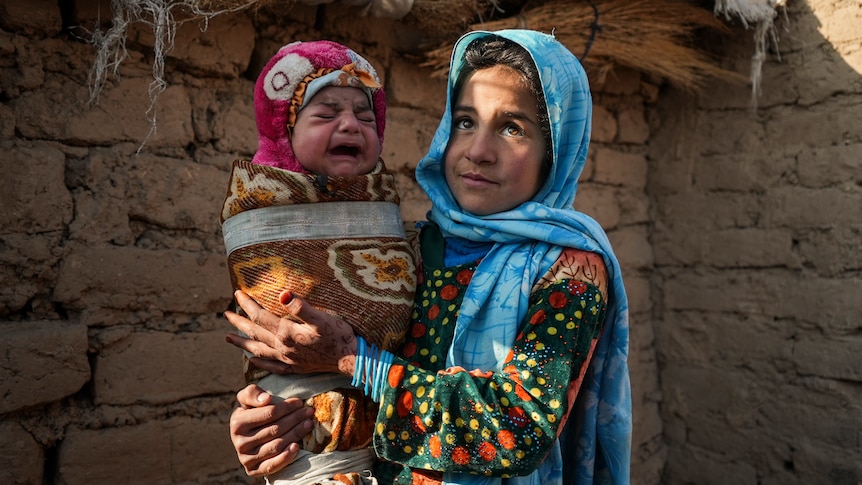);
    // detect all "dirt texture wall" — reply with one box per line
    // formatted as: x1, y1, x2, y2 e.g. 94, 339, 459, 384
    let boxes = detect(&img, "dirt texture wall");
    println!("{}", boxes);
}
648, 0, 862, 483
0, 0, 662, 484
